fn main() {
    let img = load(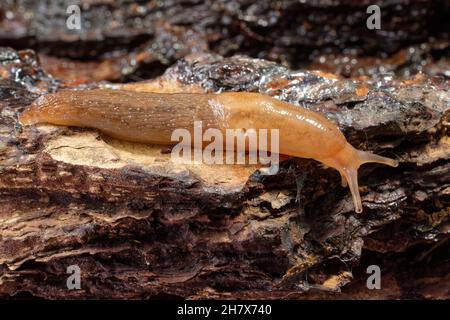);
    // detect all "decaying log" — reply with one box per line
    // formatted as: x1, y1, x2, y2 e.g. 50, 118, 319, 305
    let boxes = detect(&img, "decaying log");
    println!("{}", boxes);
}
0, 47, 449, 299
1, 1, 449, 82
